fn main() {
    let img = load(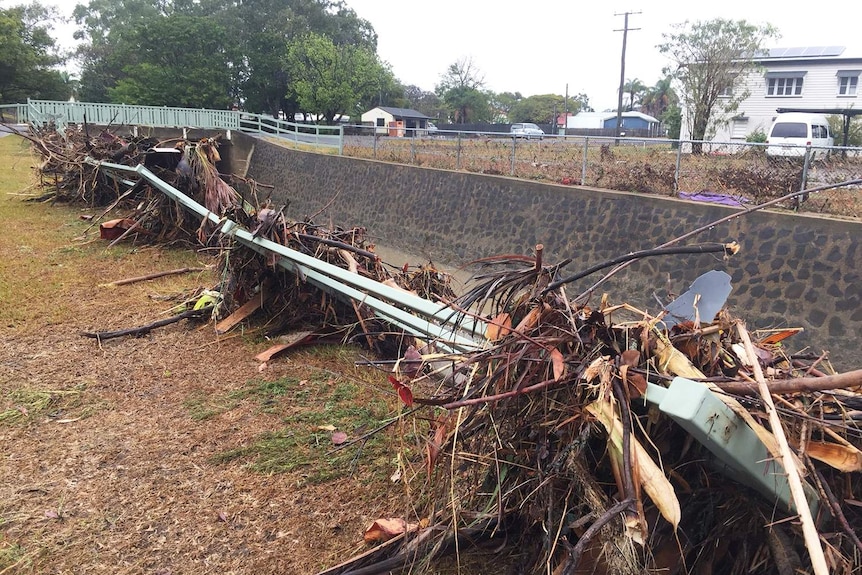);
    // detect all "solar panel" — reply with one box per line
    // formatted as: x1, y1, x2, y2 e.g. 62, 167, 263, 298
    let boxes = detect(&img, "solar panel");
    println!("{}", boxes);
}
765, 46, 846, 59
